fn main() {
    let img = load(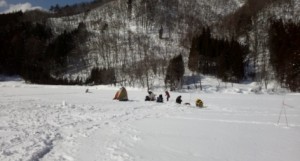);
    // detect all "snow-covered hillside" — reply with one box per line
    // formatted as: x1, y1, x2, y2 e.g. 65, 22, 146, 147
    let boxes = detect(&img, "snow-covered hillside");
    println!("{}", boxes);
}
0, 79, 299, 161
46, 0, 245, 82
43, 0, 300, 91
